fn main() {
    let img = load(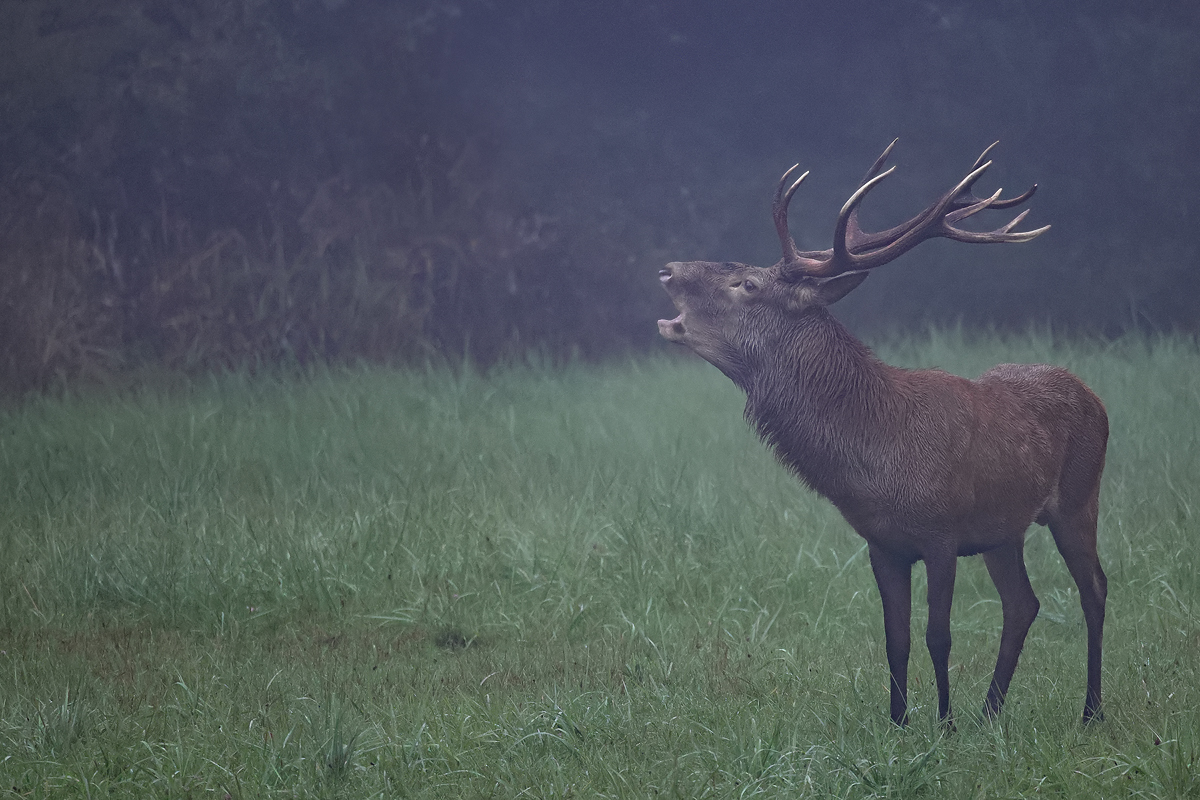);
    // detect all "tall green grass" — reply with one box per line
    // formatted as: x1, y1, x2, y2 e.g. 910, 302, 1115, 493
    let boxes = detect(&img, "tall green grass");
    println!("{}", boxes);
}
1, 331, 1197, 798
